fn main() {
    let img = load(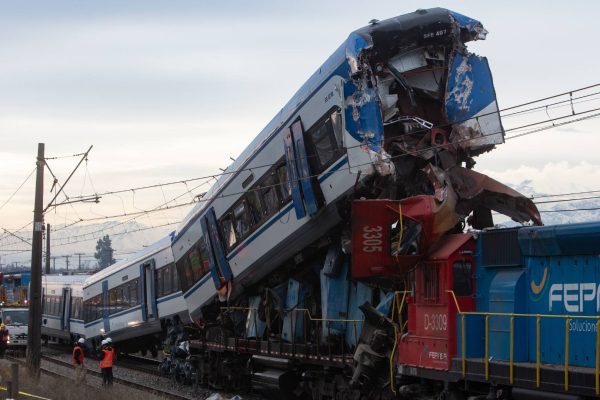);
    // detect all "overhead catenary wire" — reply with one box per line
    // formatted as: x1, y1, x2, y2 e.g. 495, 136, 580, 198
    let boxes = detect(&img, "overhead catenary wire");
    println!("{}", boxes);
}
0, 167, 36, 212
62, 83, 600, 203
2, 83, 600, 250
1, 103, 599, 250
